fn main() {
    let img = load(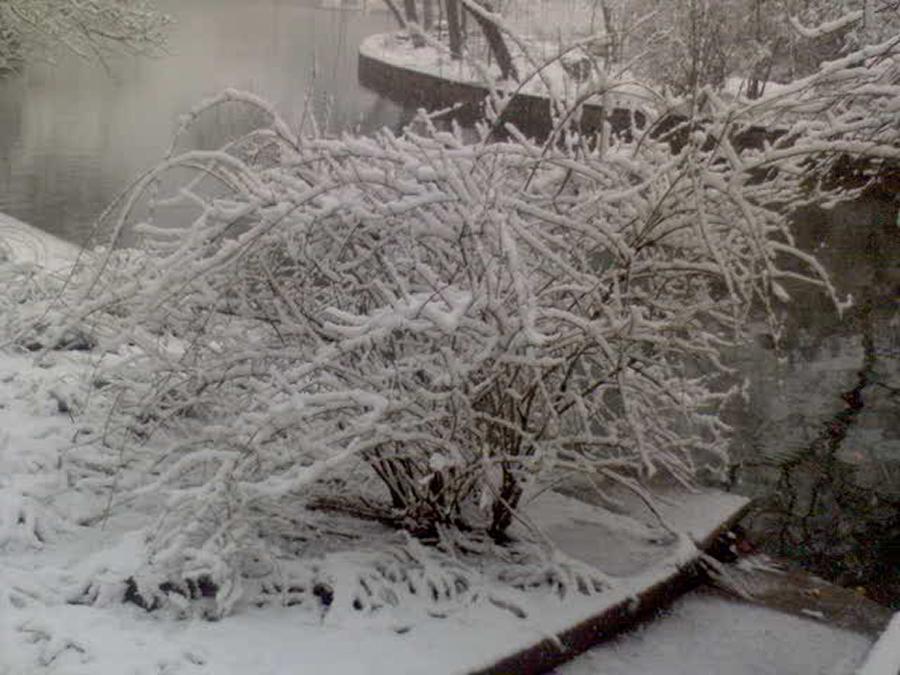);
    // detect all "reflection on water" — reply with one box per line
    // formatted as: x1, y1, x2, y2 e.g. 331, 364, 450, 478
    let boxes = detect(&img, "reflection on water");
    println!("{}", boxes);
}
730, 189, 900, 607
0, 0, 405, 246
